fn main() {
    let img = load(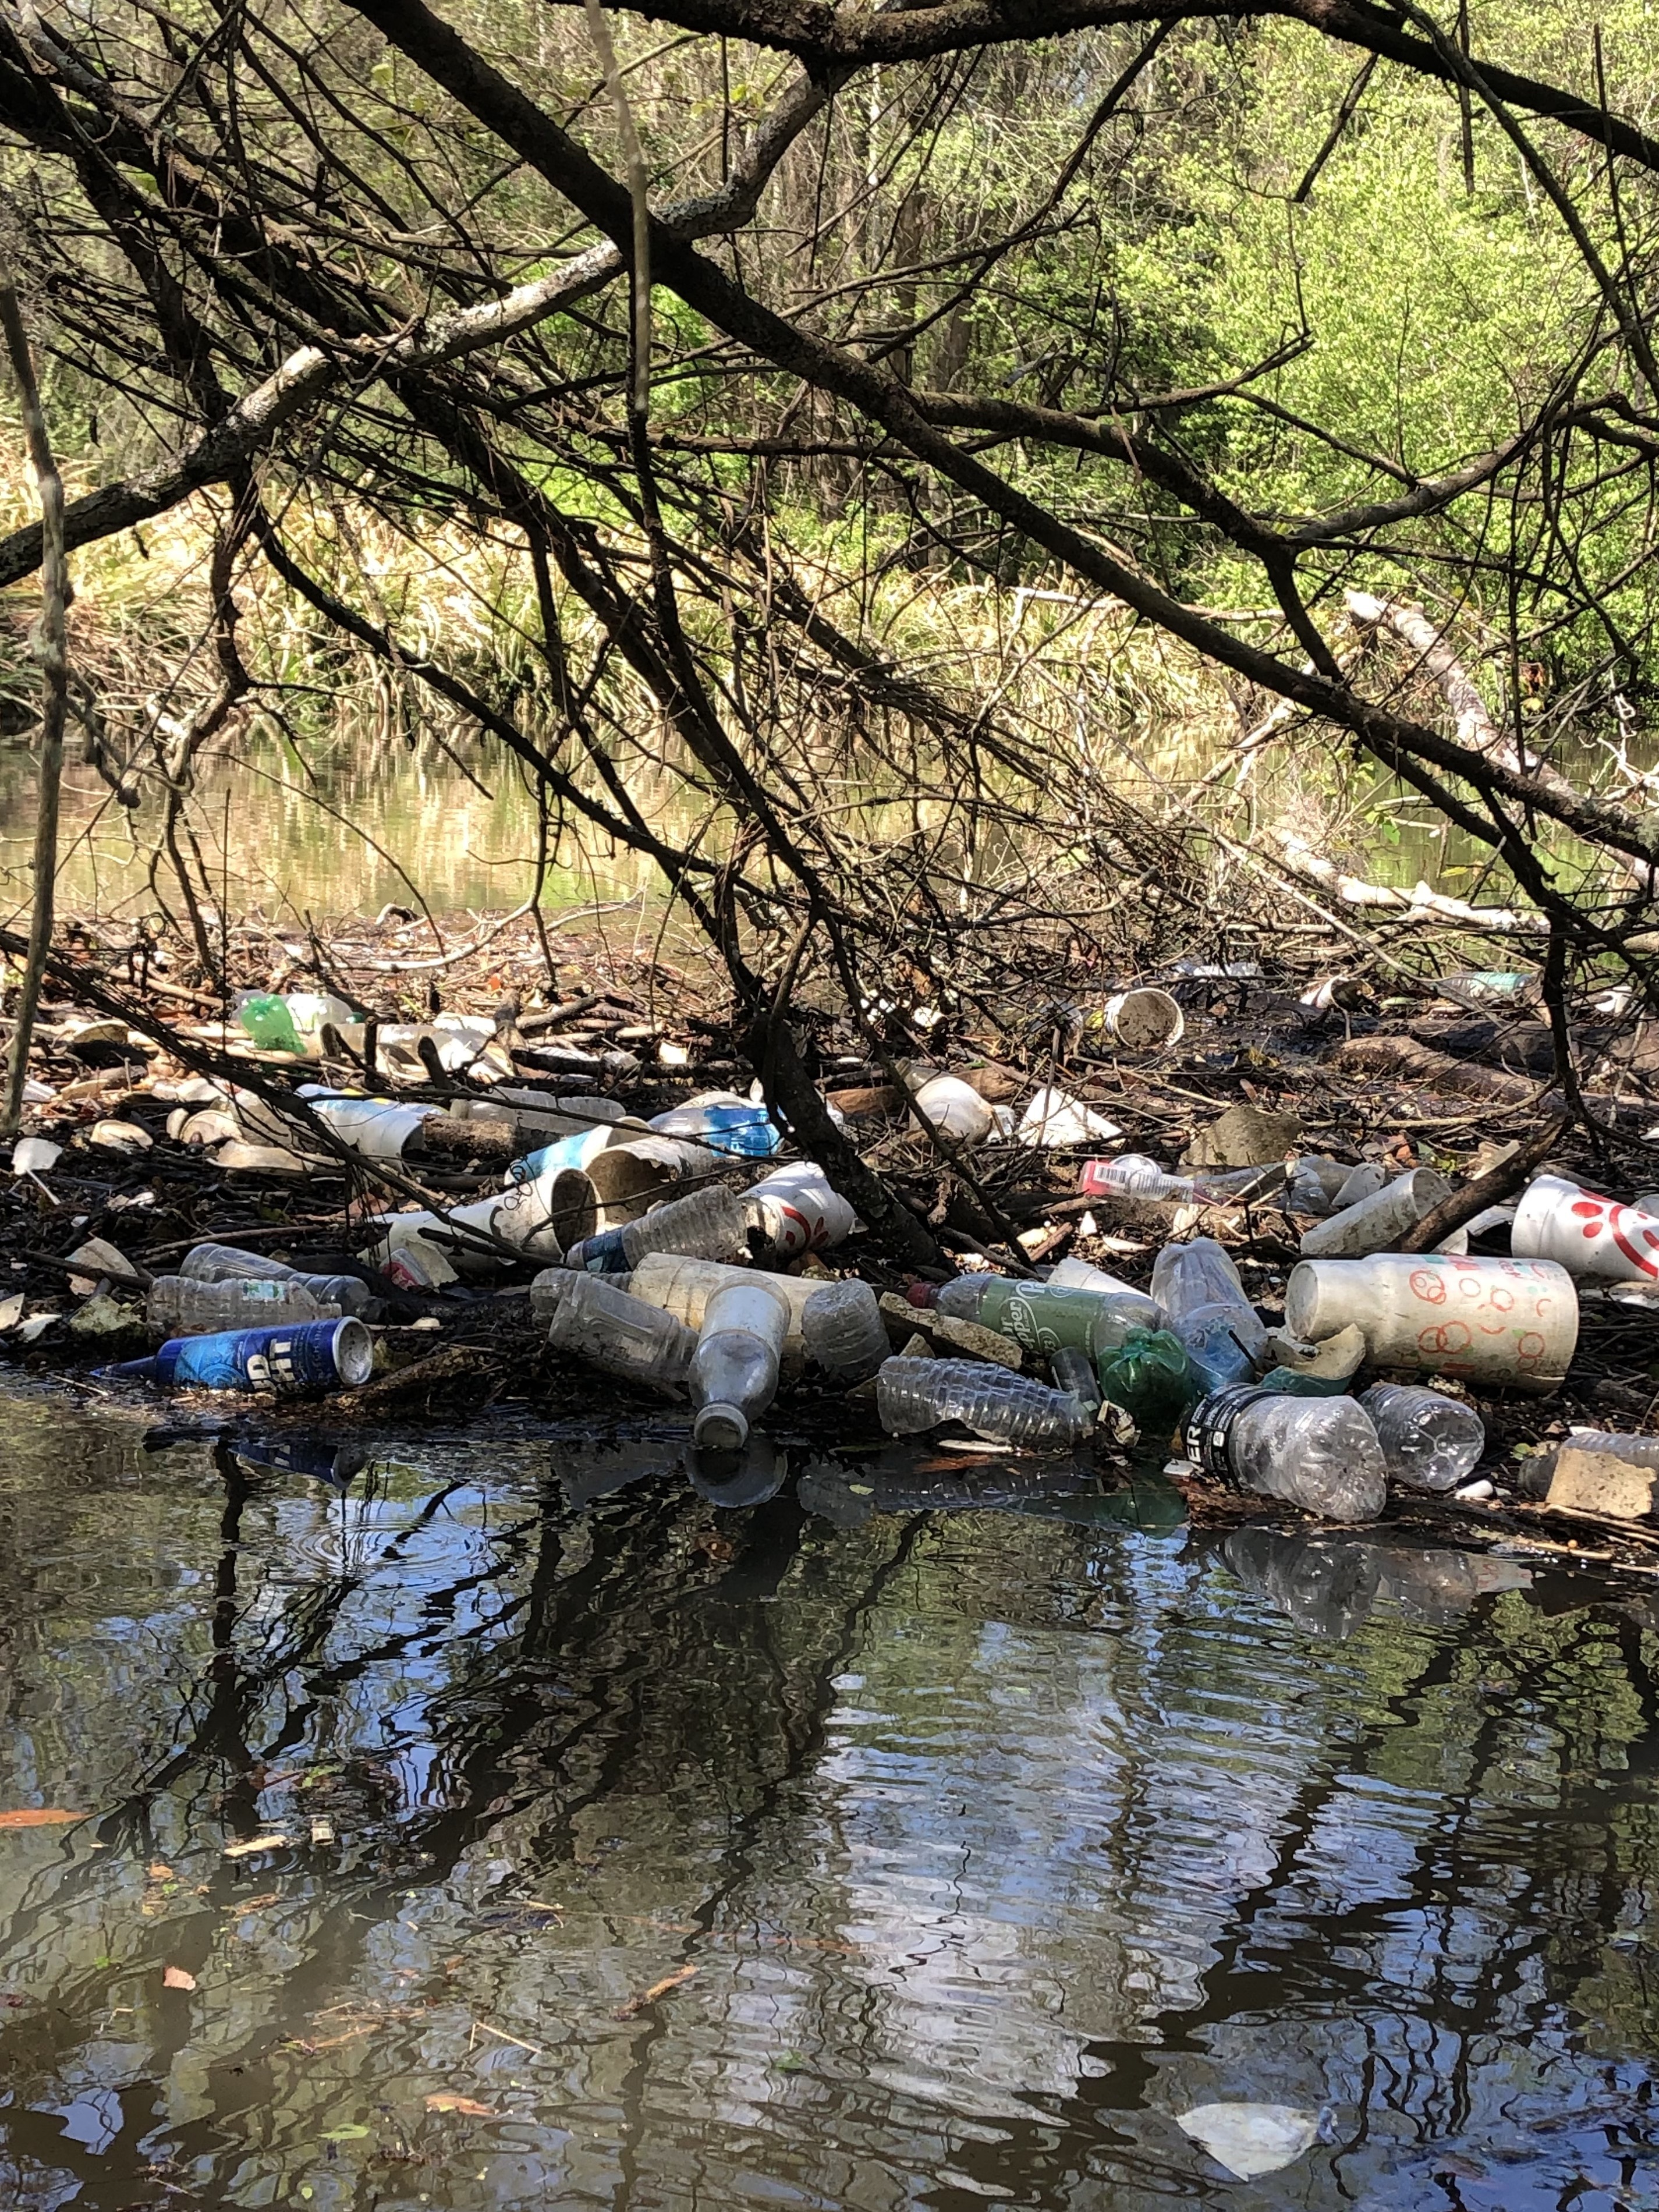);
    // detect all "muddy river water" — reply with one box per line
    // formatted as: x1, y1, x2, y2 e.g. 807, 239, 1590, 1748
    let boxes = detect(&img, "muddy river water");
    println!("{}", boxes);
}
0, 1391, 1657, 2209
